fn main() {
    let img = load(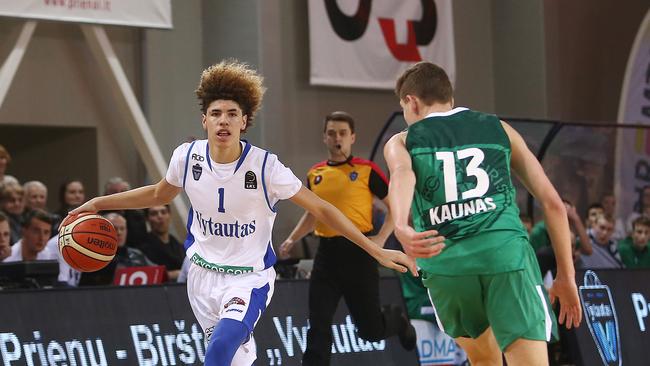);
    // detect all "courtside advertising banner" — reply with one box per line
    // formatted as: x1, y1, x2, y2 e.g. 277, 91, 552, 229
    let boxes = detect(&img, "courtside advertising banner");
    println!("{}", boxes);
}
308, 0, 455, 89
0, 0, 172, 29
615, 9, 650, 219
571, 269, 650, 366
0, 279, 417, 365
